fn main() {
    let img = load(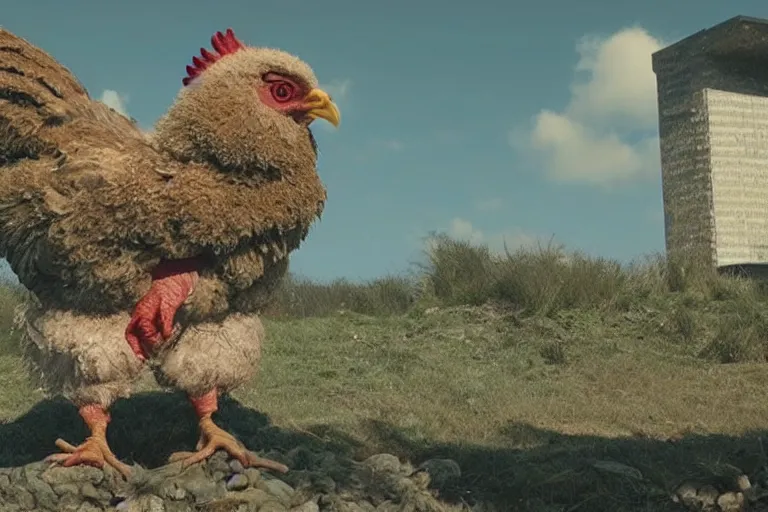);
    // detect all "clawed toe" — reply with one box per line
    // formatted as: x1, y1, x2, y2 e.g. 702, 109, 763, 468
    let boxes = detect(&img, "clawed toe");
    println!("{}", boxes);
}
168, 418, 288, 473
46, 436, 132, 478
